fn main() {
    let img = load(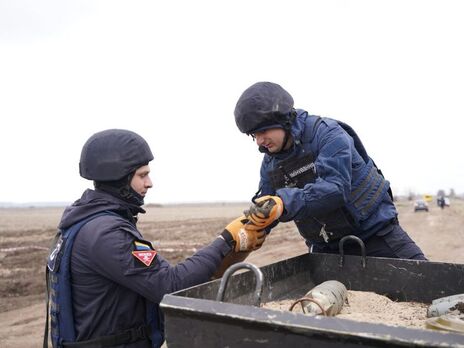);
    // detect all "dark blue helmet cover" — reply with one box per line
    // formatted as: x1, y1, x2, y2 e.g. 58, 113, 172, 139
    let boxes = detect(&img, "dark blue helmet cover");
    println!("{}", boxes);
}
234, 81, 294, 134
79, 129, 154, 181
